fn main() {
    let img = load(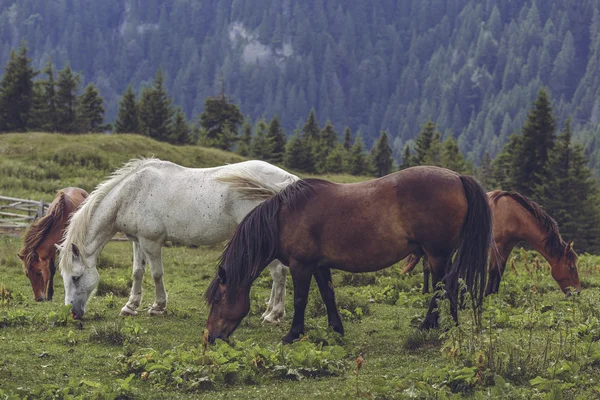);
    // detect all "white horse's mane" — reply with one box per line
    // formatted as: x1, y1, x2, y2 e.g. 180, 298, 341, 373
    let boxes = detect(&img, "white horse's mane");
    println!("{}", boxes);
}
216, 165, 299, 200
58, 157, 161, 273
